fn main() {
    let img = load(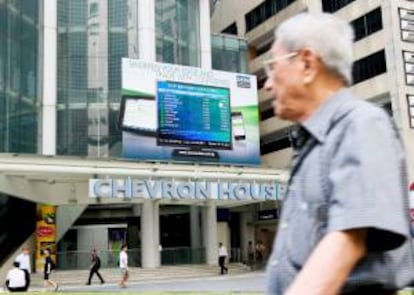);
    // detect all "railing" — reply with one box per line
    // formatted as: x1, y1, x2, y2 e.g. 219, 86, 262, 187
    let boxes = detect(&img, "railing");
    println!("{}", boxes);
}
229, 248, 241, 263
161, 247, 205, 265
56, 248, 141, 270
56, 247, 206, 270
